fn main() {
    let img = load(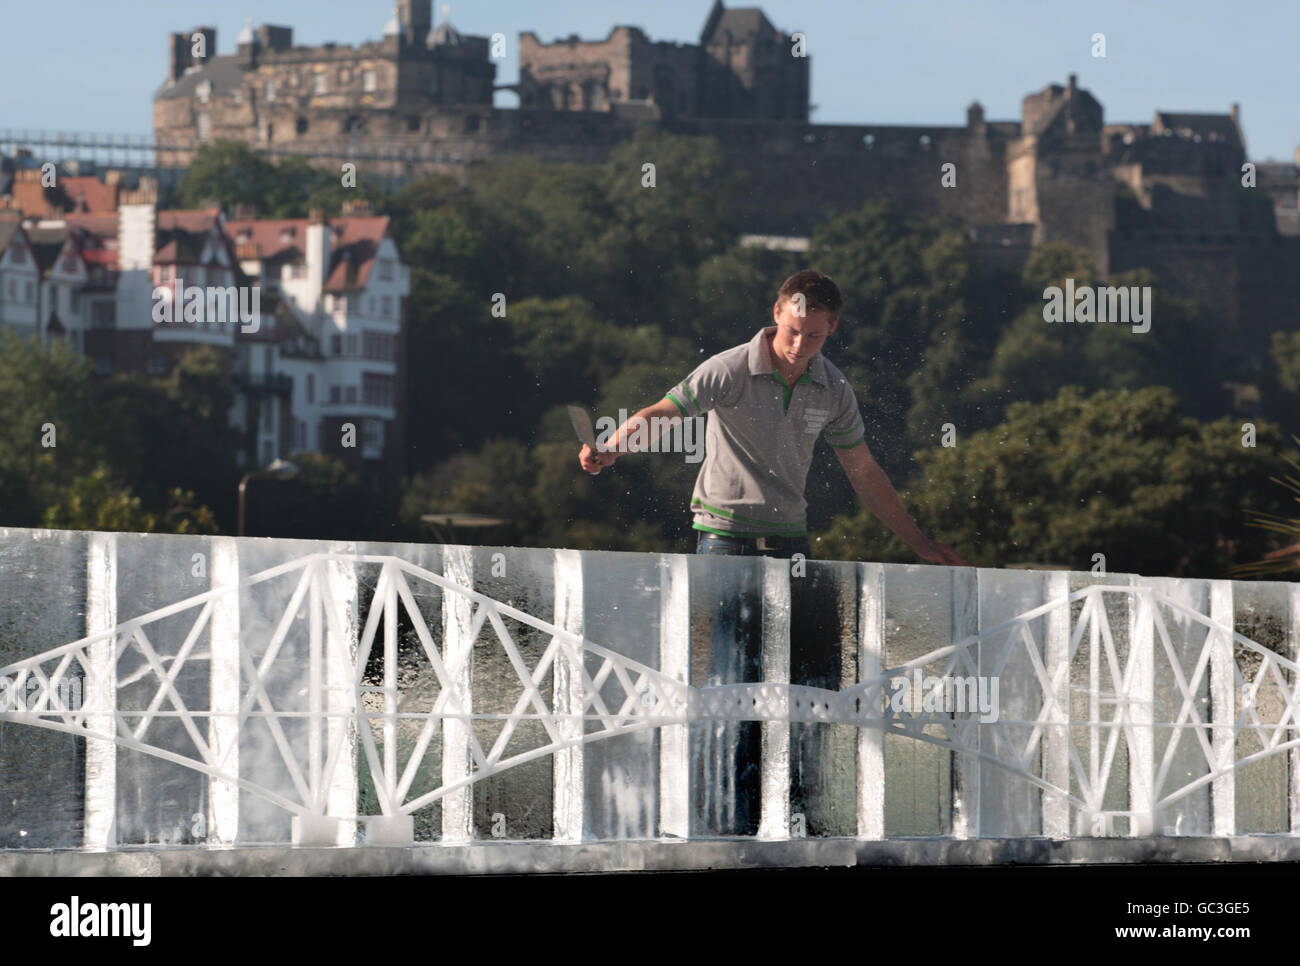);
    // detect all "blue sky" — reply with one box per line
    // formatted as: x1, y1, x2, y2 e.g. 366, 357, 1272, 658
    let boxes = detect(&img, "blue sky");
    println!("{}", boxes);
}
1, 0, 1295, 161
